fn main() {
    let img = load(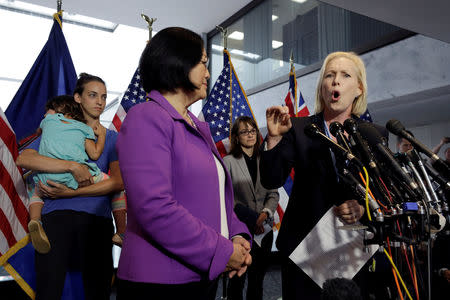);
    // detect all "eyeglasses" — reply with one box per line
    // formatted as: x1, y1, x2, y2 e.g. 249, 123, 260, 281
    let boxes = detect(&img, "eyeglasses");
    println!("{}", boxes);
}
238, 129, 257, 136
200, 58, 209, 68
